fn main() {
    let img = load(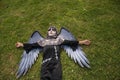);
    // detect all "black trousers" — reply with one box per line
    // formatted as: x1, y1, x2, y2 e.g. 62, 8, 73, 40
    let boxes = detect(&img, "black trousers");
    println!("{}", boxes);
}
40, 59, 62, 80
